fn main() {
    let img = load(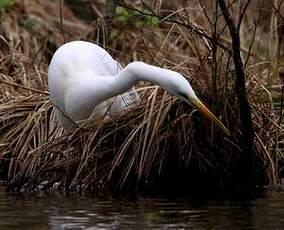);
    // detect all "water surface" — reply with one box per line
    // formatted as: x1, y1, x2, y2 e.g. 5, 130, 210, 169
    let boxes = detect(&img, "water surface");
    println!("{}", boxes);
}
0, 190, 283, 229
